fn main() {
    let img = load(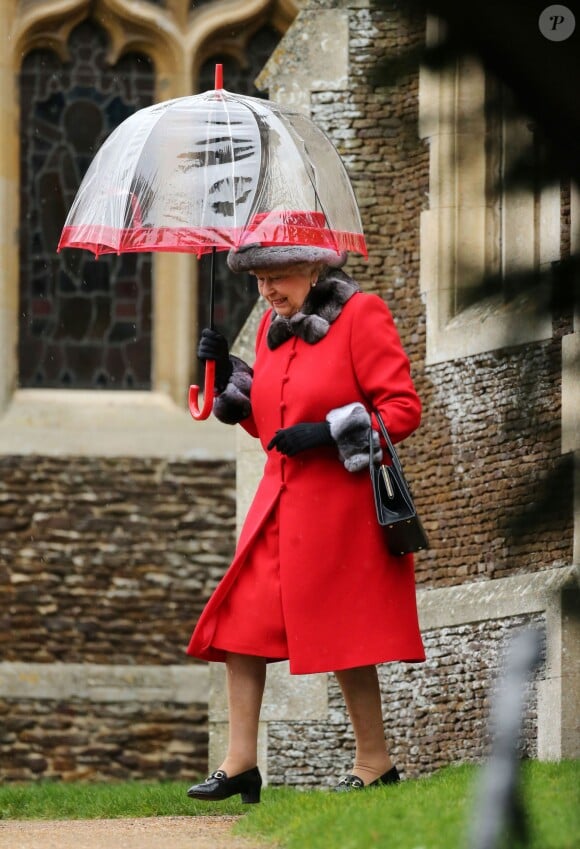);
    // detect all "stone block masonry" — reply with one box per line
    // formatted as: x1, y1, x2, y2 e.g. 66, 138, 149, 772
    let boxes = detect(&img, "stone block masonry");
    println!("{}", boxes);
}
0, 698, 207, 783
0, 665, 209, 782
0, 455, 235, 665
0, 455, 235, 781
